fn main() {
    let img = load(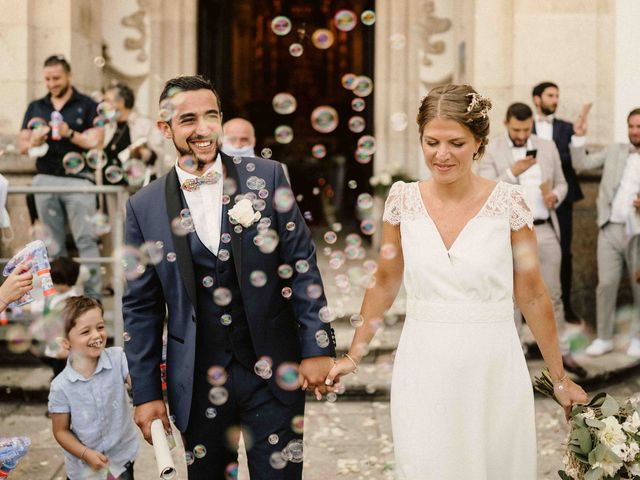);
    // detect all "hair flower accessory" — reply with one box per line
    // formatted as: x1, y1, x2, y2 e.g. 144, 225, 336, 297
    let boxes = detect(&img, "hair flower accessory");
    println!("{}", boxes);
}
466, 92, 492, 118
